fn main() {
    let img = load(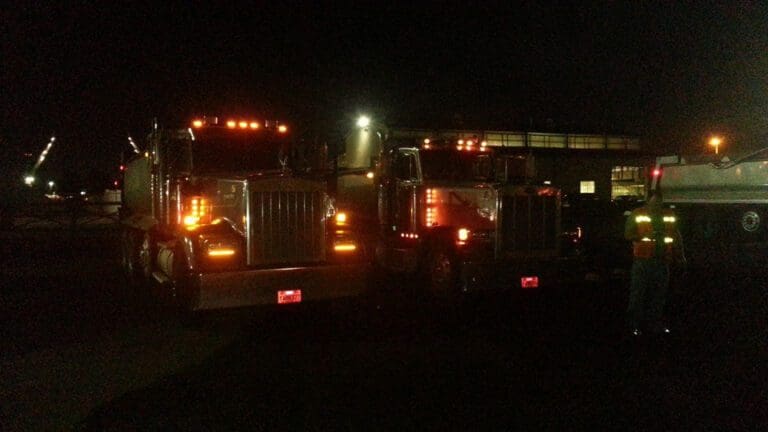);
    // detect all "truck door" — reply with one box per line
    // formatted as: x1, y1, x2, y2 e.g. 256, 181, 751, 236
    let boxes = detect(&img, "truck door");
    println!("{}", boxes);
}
392, 148, 421, 233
